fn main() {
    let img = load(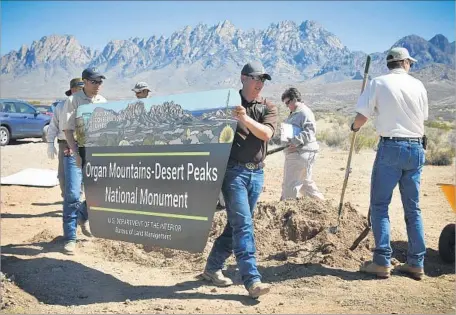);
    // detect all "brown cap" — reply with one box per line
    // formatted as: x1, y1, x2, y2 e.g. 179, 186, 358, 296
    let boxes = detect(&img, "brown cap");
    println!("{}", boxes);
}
65, 78, 84, 96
